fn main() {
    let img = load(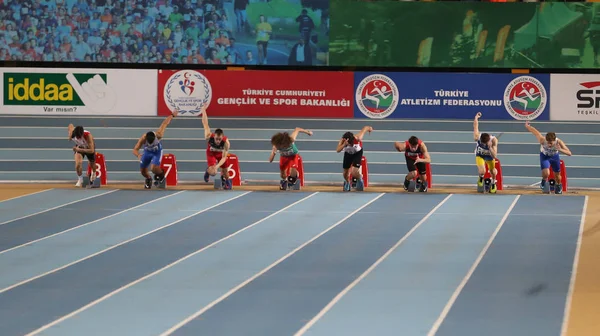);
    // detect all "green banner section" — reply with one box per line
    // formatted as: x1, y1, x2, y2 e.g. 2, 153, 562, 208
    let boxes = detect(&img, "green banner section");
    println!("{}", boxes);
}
329, 1, 599, 69
3, 73, 106, 106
